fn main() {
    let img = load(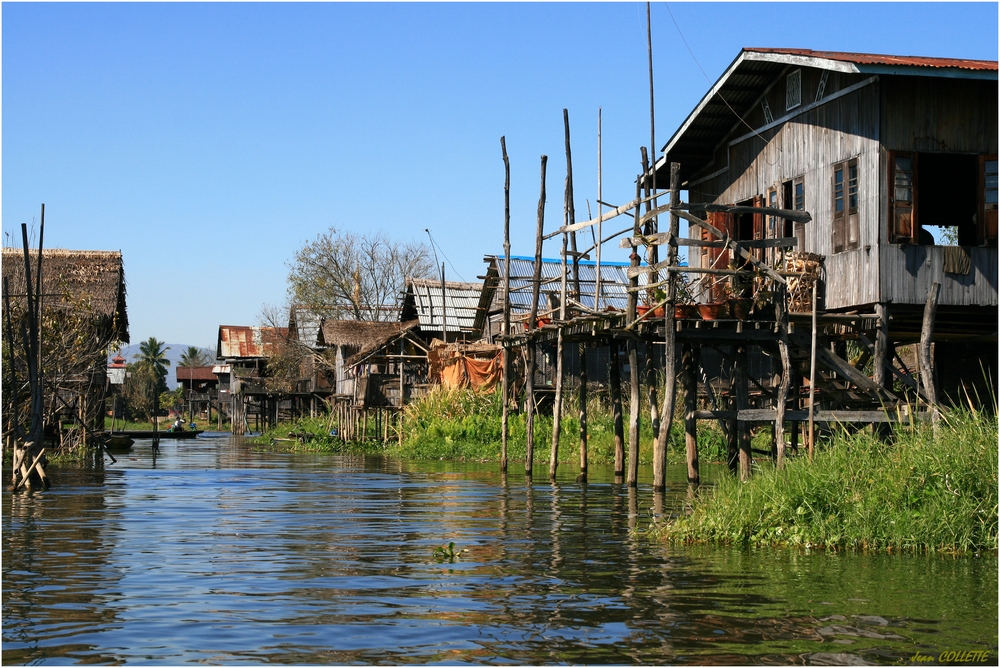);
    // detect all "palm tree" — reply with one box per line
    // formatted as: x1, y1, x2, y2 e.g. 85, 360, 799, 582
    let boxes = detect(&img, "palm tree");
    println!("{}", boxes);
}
179, 346, 208, 368
135, 337, 170, 393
